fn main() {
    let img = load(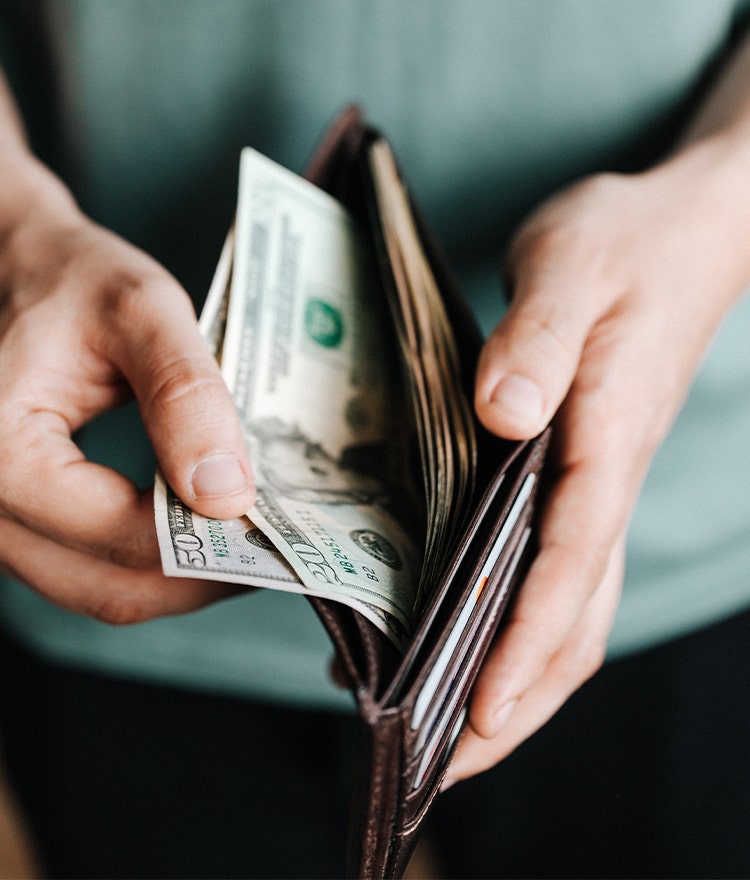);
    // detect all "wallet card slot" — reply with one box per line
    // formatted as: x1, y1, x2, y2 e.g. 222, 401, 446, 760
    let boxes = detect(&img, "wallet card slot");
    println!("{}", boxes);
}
406, 527, 532, 794
389, 708, 467, 847
410, 519, 532, 757
392, 430, 548, 711
412, 705, 468, 793
379, 448, 529, 708
410, 473, 536, 733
